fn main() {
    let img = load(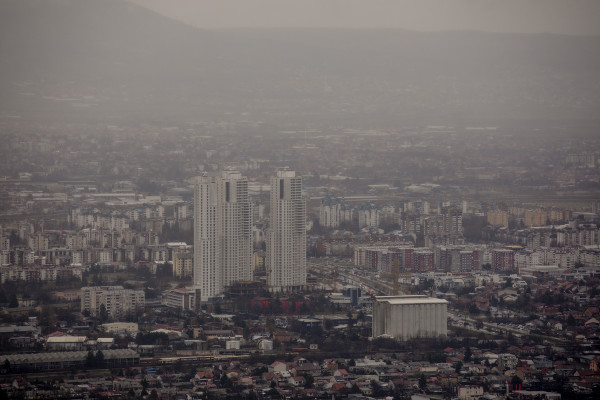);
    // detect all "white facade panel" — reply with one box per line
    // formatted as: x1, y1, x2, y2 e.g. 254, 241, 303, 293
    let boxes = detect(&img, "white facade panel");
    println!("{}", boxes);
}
372, 295, 448, 341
